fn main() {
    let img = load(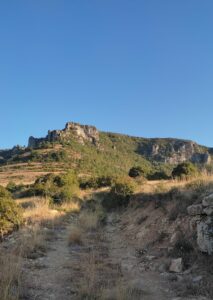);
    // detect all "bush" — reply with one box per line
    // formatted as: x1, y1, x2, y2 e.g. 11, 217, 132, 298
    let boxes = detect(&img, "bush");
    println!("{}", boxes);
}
148, 171, 170, 180
79, 176, 114, 189
6, 181, 24, 194
0, 186, 22, 236
46, 150, 68, 162
172, 162, 198, 179
0, 185, 11, 198
31, 171, 79, 204
128, 166, 144, 178
102, 177, 136, 210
